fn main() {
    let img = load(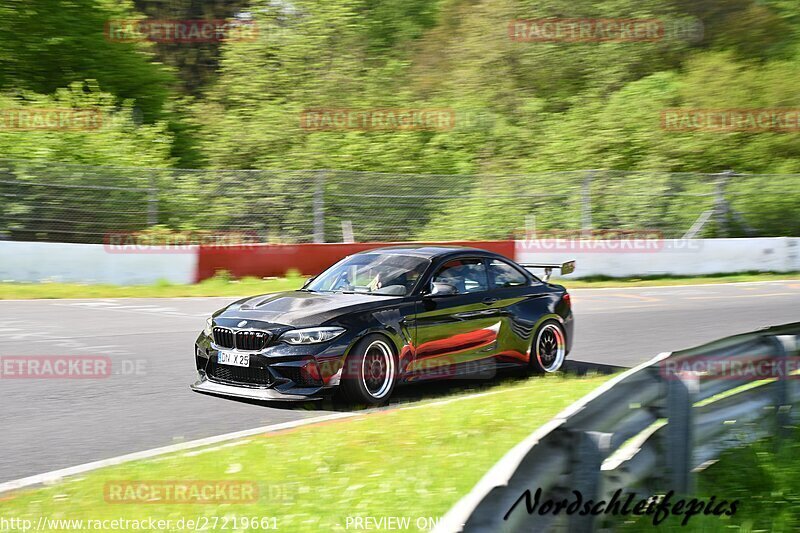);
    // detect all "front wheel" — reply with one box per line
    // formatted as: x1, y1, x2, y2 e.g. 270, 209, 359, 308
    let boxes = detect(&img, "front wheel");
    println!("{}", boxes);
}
529, 320, 567, 373
340, 334, 397, 406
